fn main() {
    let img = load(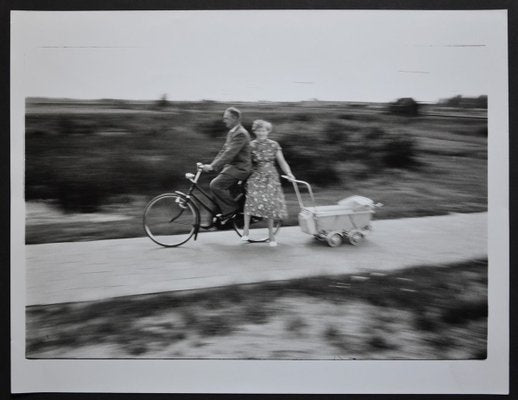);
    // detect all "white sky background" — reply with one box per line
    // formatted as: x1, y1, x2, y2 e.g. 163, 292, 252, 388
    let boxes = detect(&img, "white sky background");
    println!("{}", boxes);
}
17, 10, 498, 102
